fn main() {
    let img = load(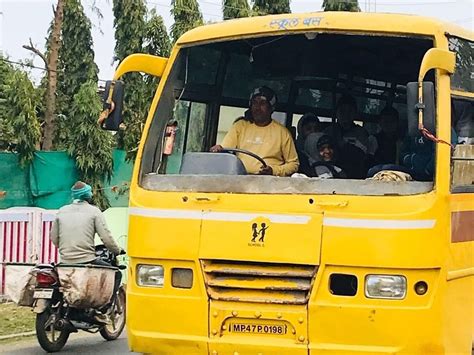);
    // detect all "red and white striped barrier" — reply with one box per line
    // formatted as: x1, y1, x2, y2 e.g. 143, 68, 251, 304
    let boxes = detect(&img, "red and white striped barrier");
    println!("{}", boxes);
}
39, 212, 59, 265
0, 208, 58, 296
